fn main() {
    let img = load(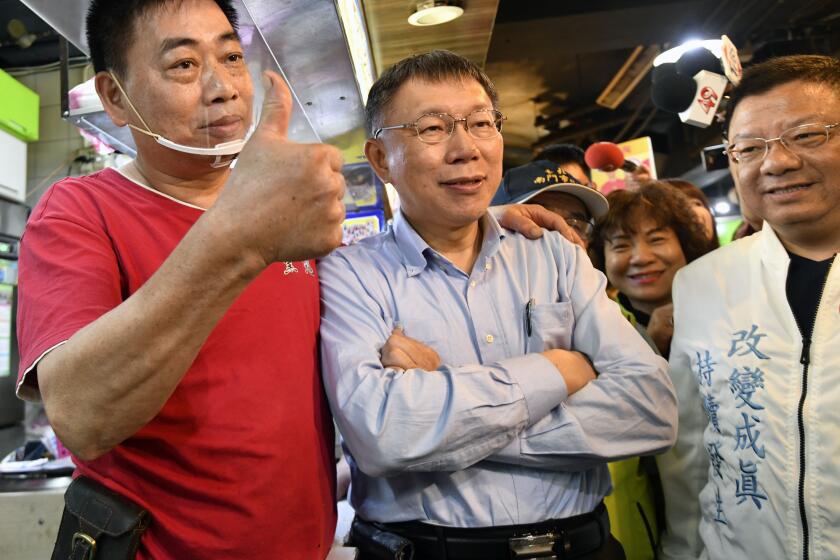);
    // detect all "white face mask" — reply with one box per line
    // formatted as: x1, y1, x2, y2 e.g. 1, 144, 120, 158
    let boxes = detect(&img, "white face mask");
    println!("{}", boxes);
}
109, 71, 249, 167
